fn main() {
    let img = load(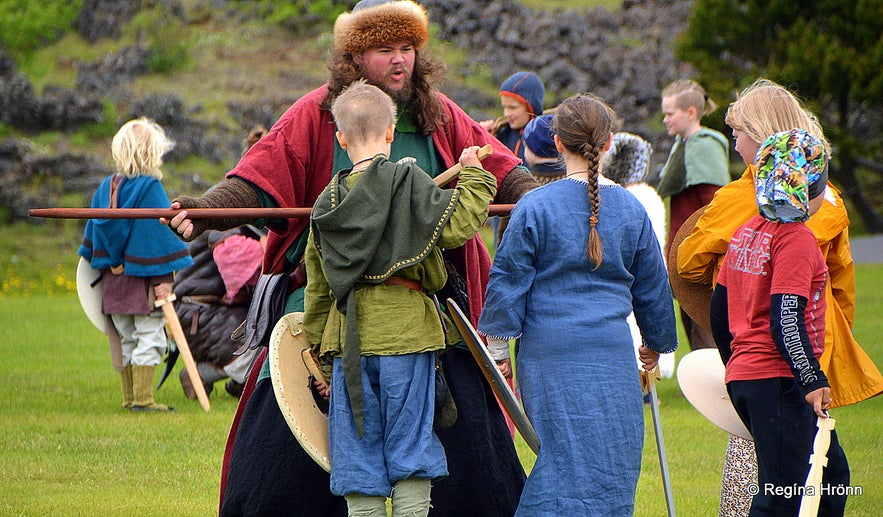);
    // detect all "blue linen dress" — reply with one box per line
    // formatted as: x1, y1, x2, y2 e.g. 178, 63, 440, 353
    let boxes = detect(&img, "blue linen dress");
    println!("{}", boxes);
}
478, 177, 678, 516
